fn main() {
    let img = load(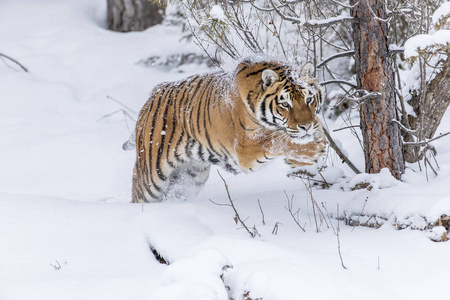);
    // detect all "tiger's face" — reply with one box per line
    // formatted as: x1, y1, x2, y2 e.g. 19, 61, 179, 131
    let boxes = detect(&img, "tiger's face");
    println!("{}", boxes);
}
253, 64, 325, 144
